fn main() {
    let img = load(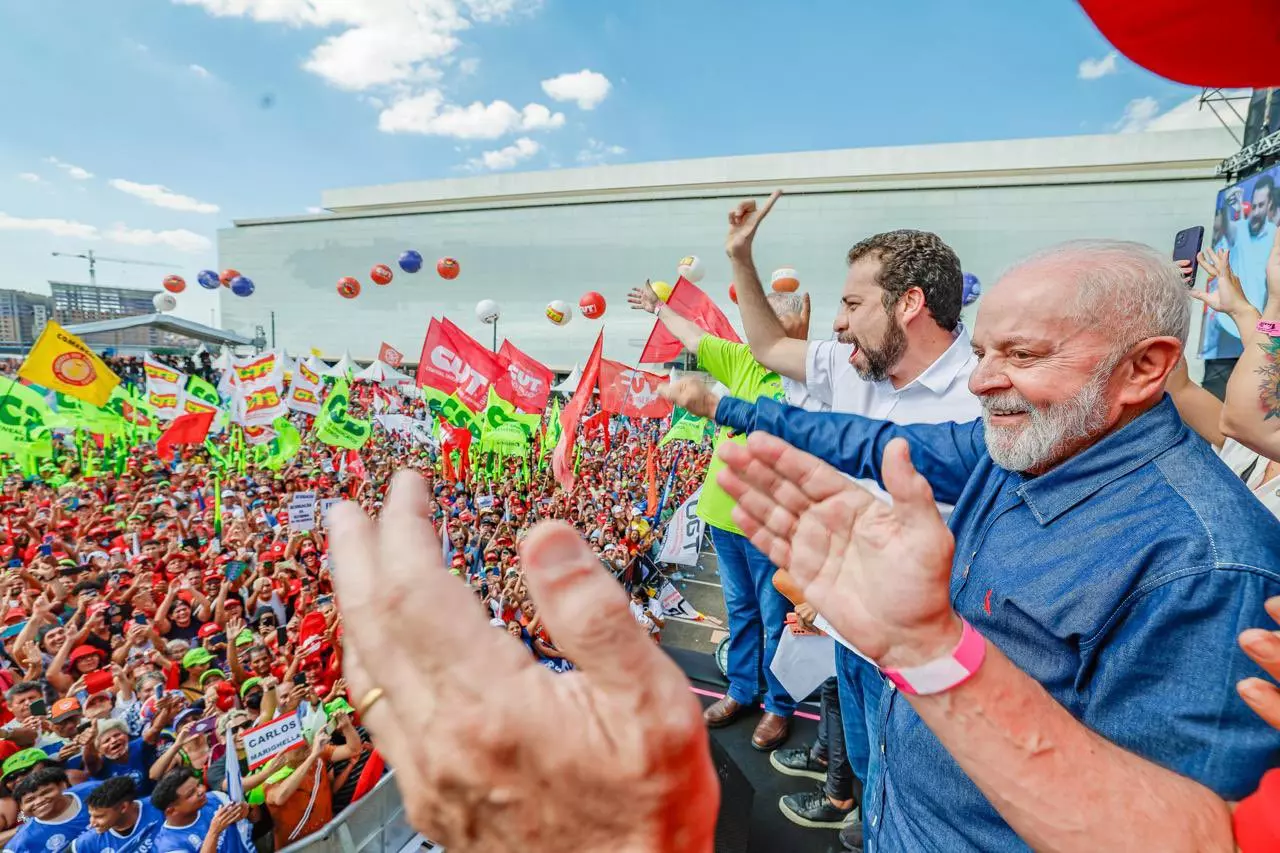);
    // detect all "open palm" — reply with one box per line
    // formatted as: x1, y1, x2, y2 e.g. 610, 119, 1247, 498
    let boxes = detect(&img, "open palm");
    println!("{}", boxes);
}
717, 434, 960, 668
